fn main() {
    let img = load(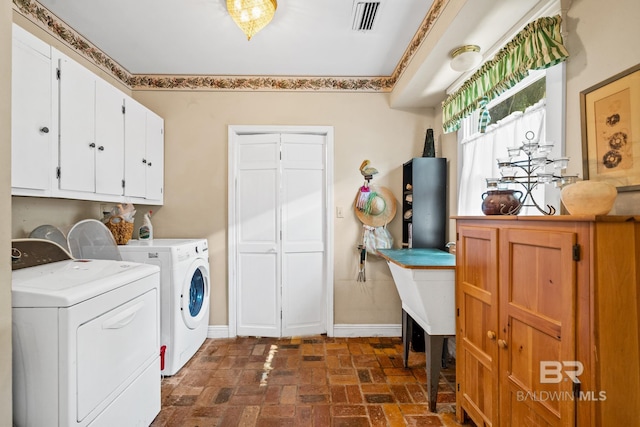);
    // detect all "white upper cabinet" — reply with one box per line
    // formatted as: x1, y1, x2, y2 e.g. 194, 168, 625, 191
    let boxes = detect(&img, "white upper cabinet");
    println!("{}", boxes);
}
11, 24, 55, 195
56, 51, 125, 197
11, 25, 164, 205
124, 95, 164, 204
